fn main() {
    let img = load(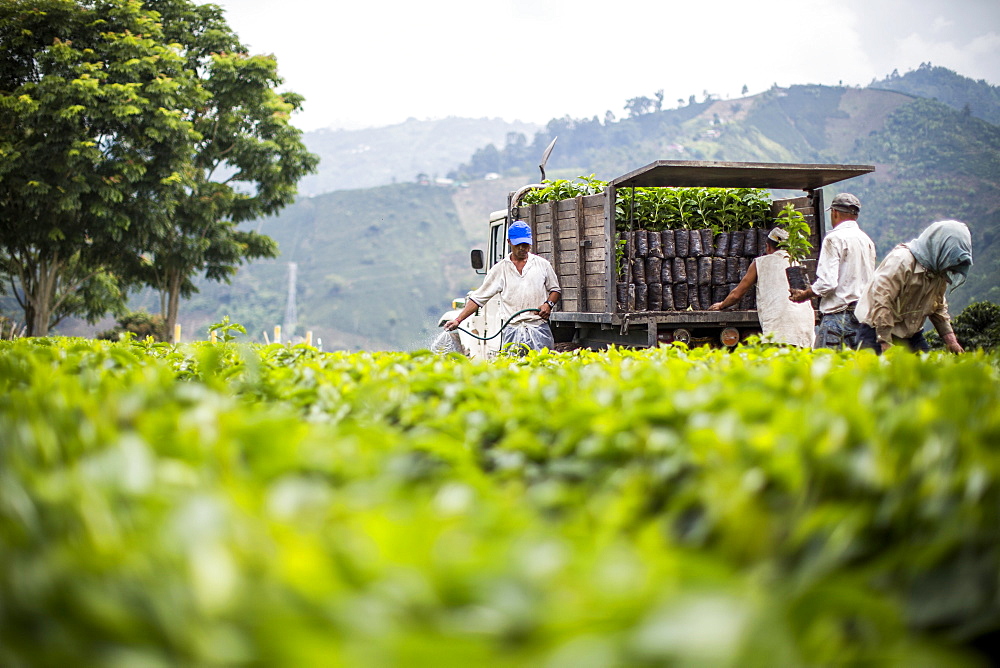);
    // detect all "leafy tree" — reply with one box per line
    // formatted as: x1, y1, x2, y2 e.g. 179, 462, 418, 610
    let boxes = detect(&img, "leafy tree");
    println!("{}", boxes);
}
96, 309, 167, 341
135, 0, 318, 336
624, 96, 654, 118
928, 301, 1000, 351
467, 143, 501, 175
0, 0, 202, 335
